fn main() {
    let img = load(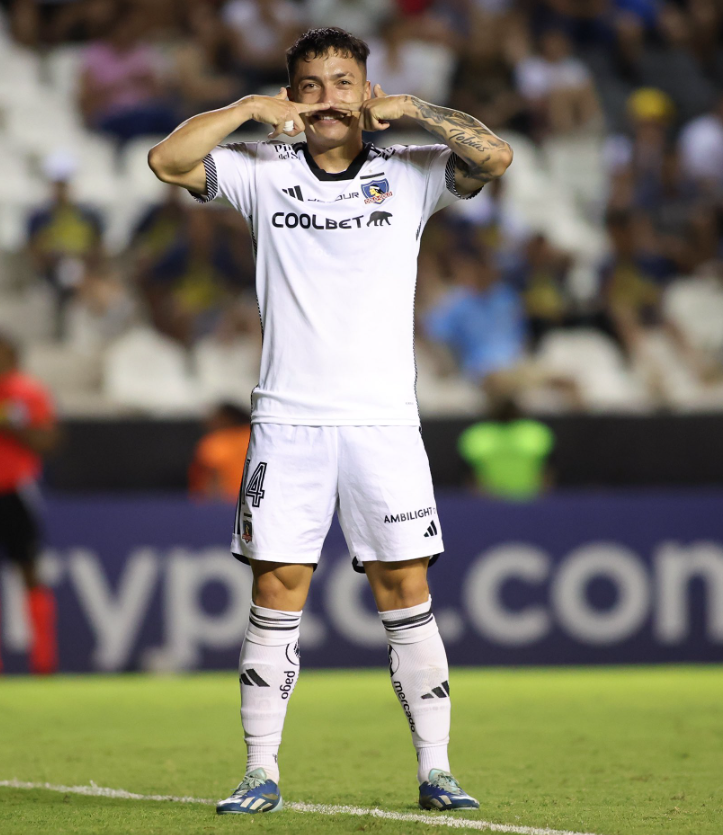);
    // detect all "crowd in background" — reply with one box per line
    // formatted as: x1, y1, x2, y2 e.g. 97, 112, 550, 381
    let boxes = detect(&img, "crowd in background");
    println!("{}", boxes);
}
1, 0, 723, 416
